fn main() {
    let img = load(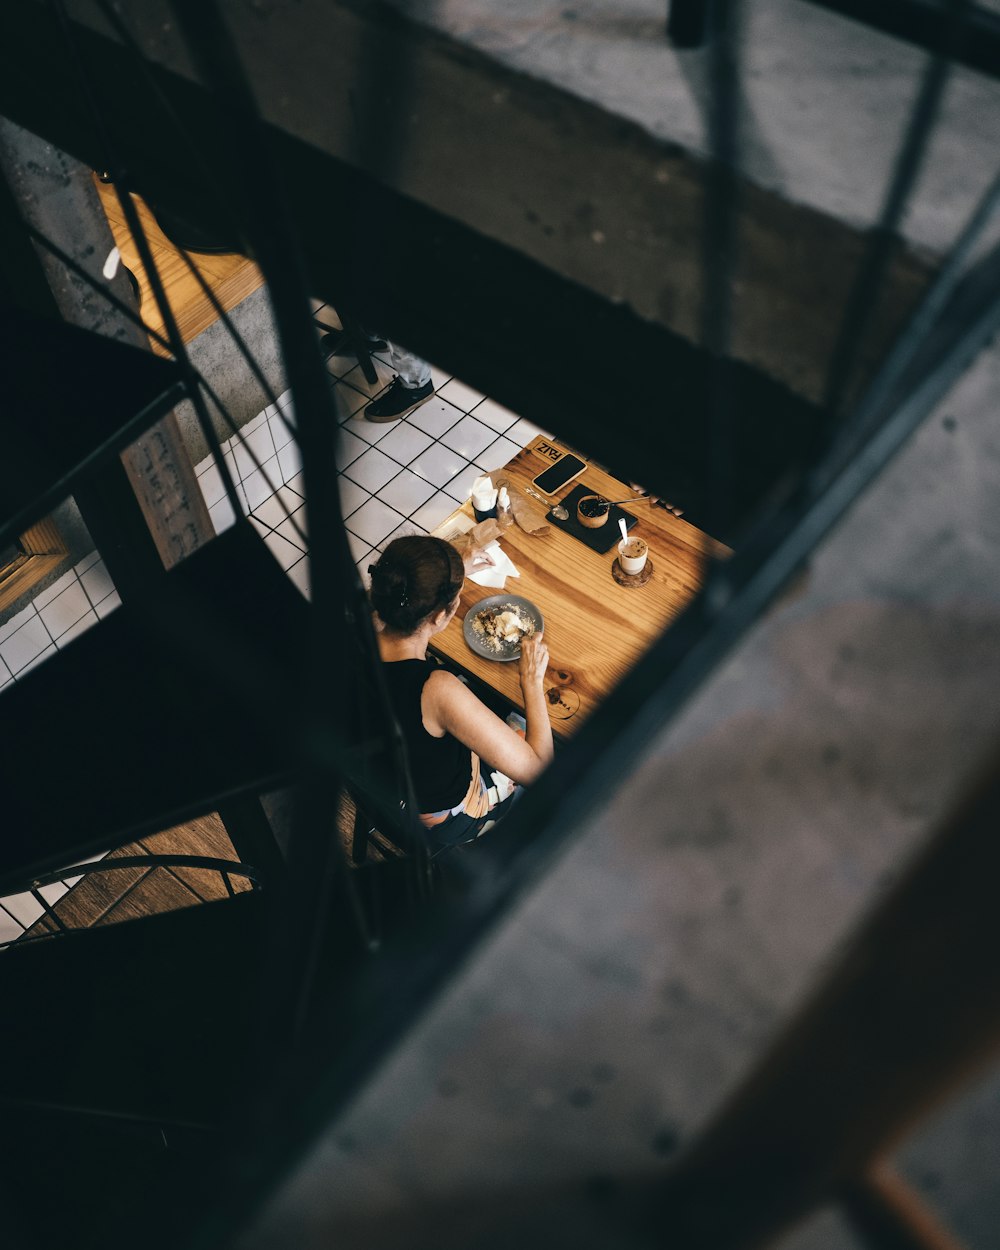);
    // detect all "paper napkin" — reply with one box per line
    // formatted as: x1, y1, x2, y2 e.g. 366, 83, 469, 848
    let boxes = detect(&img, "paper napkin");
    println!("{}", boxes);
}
468, 541, 520, 589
